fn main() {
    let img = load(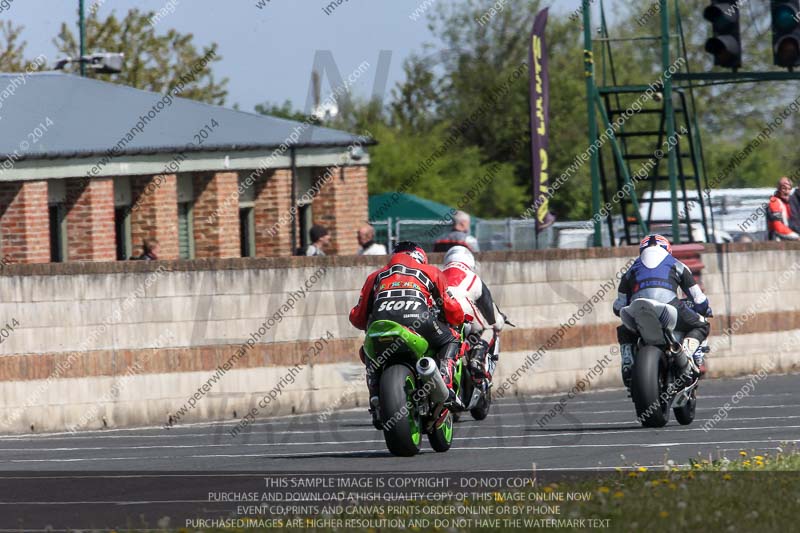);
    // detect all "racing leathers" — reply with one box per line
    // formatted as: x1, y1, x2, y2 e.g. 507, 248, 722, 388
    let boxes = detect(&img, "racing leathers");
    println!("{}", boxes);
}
613, 246, 711, 386
349, 253, 465, 405
442, 261, 504, 388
